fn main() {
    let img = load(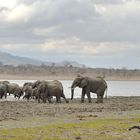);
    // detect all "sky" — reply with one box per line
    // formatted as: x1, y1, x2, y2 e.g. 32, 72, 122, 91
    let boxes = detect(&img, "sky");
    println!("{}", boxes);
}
0, 0, 140, 69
